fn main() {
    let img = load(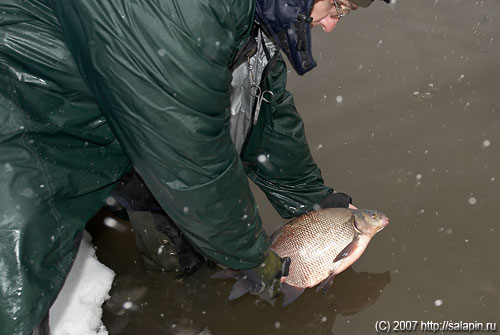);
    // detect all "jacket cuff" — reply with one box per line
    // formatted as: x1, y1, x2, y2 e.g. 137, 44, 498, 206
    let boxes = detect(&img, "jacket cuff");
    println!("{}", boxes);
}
319, 192, 352, 209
